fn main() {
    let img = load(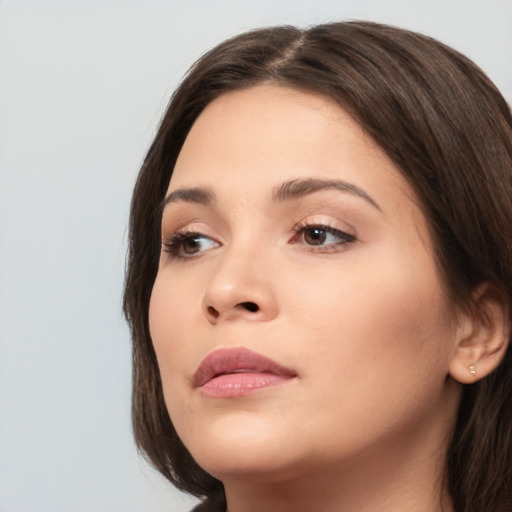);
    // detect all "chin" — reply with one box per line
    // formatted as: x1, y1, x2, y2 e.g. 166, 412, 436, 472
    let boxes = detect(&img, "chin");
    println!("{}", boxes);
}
179, 412, 301, 480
